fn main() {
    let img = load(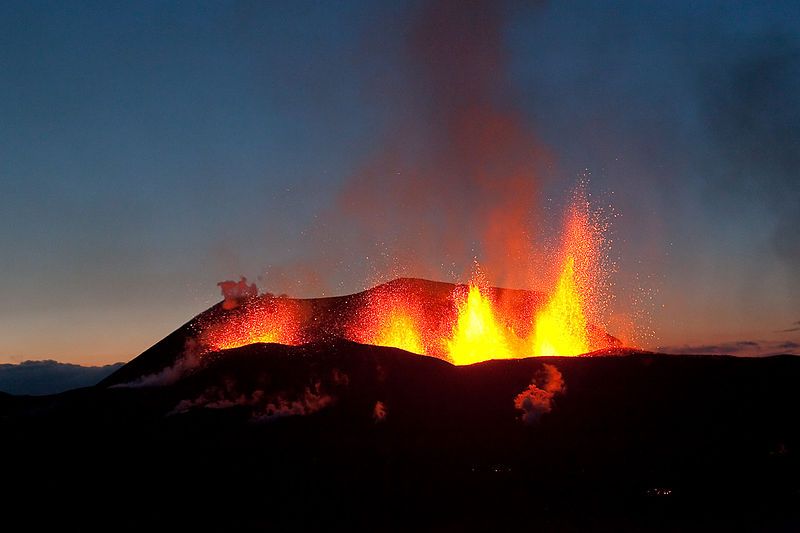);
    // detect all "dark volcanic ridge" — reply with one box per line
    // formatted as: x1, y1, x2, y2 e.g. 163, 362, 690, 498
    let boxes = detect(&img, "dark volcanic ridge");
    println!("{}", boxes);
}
5, 277, 799, 529
100, 277, 618, 387
2, 340, 799, 529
